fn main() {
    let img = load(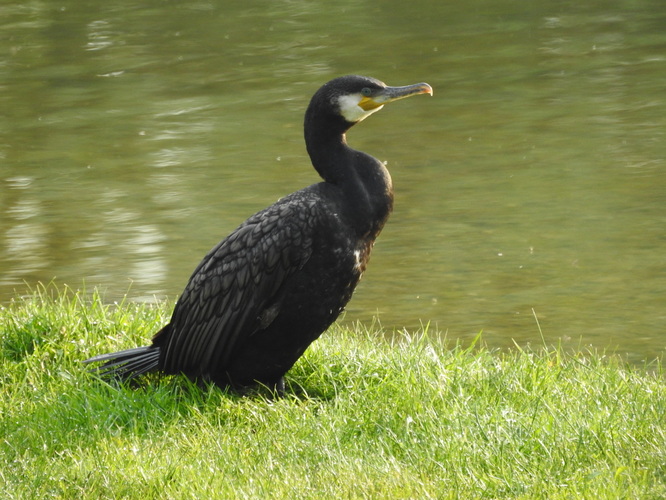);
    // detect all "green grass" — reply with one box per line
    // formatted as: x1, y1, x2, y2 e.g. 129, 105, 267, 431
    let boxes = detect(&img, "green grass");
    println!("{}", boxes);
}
1, 285, 664, 499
